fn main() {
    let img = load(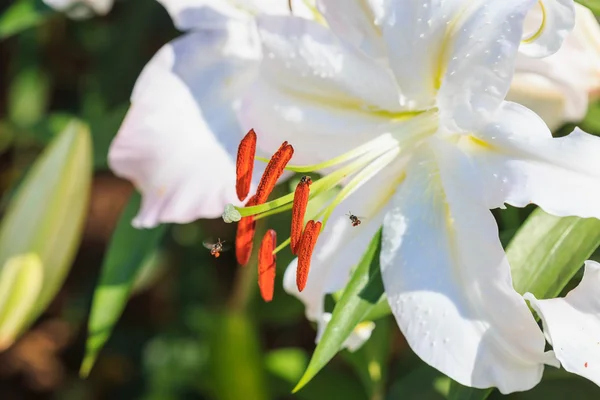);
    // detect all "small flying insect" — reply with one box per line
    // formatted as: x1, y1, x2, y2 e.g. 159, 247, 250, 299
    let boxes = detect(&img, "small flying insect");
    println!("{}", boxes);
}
346, 212, 366, 227
203, 238, 230, 258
